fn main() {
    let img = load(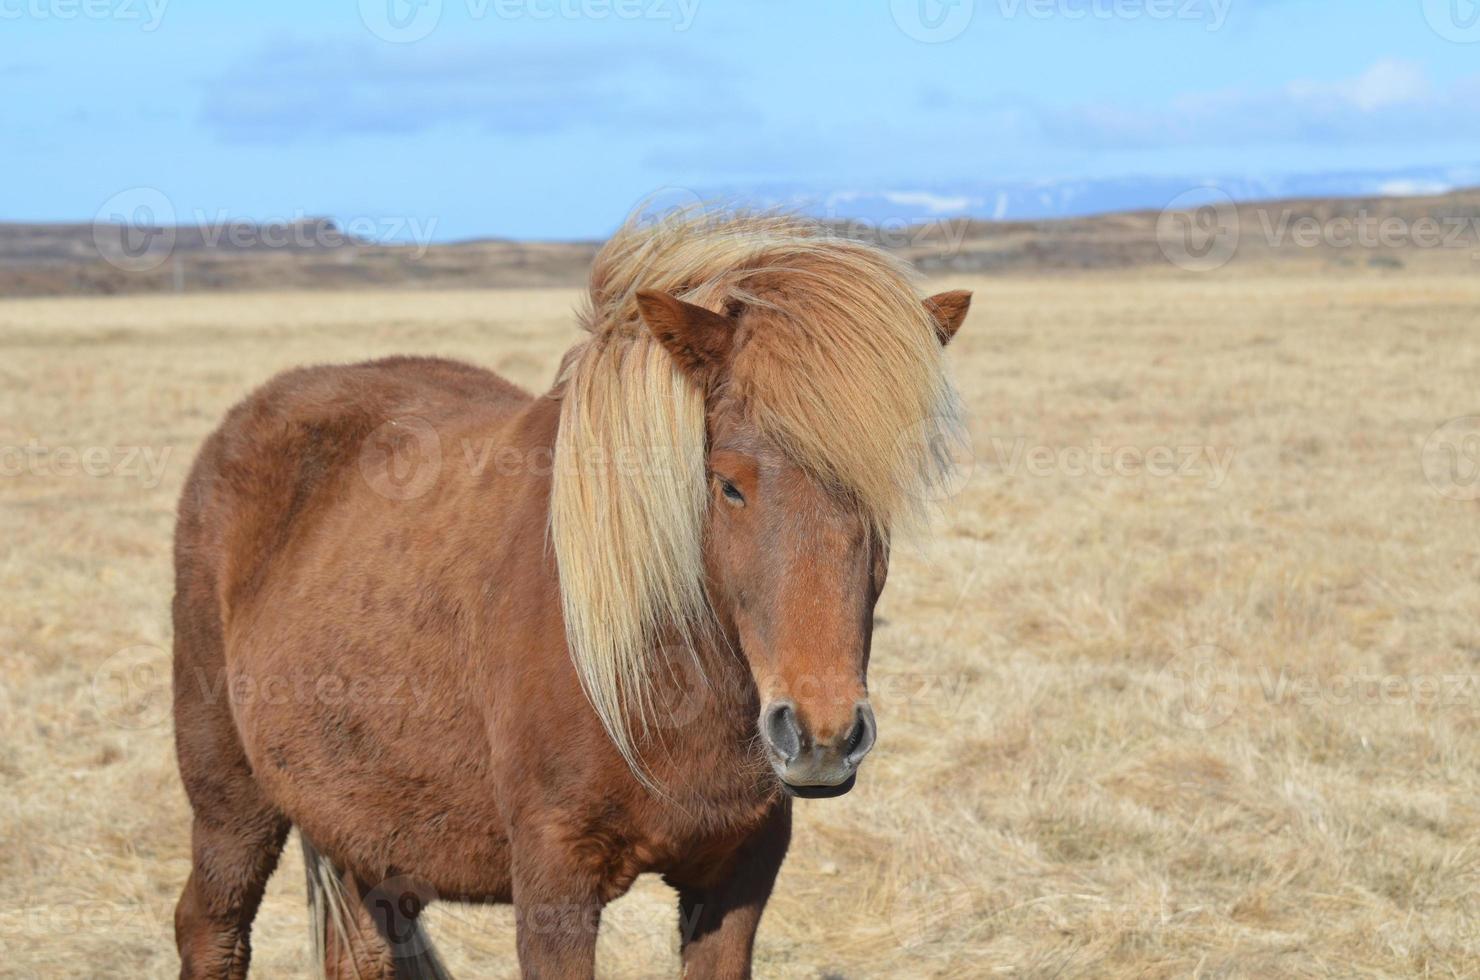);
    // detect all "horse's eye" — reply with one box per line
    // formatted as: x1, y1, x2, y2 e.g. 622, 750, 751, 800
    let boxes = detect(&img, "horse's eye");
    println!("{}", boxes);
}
719, 479, 745, 506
